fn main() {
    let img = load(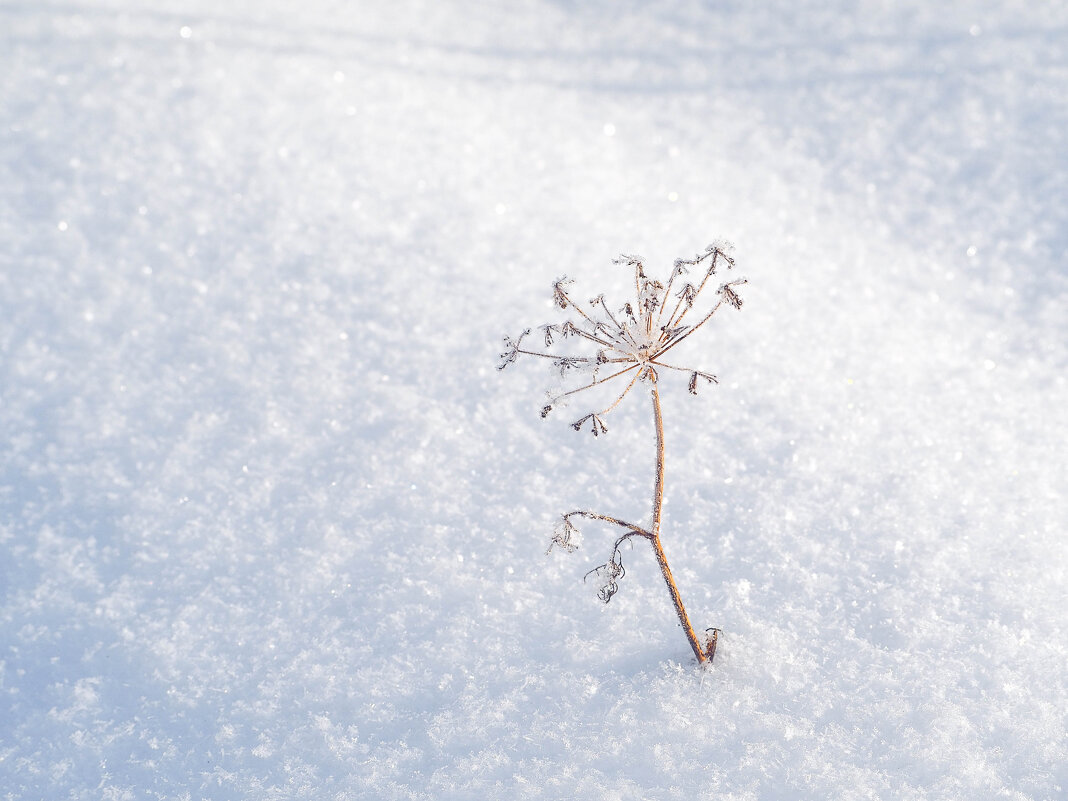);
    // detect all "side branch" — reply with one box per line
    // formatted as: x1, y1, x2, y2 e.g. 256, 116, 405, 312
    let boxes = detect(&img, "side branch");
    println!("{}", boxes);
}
562, 510, 652, 539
